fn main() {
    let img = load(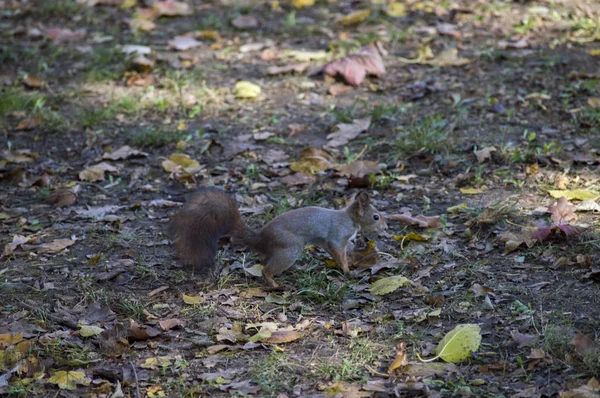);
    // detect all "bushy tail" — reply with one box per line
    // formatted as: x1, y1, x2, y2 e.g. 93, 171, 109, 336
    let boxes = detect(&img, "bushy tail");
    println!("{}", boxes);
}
167, 187, 259, 270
